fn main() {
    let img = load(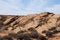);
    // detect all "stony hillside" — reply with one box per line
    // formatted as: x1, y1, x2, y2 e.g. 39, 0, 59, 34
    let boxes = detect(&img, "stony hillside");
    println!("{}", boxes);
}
0, 12, 60, 40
